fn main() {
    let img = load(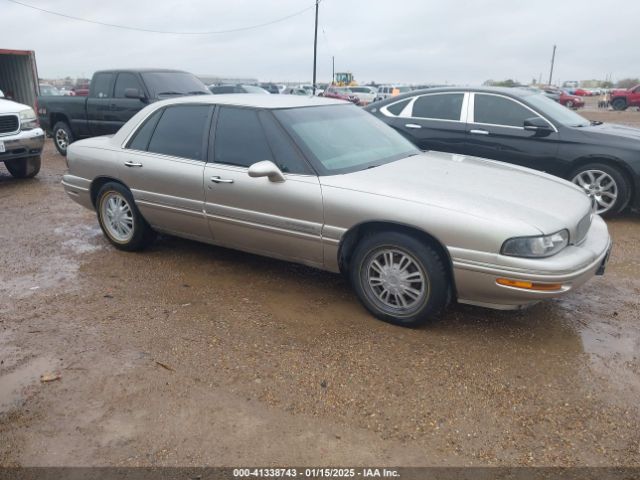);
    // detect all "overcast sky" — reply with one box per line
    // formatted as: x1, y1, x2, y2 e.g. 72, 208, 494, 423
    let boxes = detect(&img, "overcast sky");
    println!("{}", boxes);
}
2, 0, 638, 85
